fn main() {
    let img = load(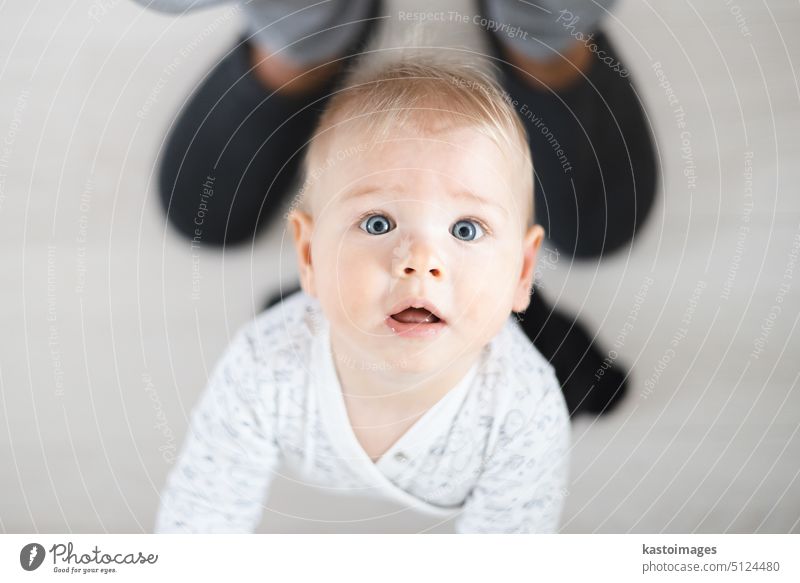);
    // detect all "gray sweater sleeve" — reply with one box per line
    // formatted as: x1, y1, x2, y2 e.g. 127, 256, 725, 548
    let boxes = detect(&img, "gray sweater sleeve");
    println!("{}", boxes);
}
128, 0, 377, 66
129, 0, 238, 15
